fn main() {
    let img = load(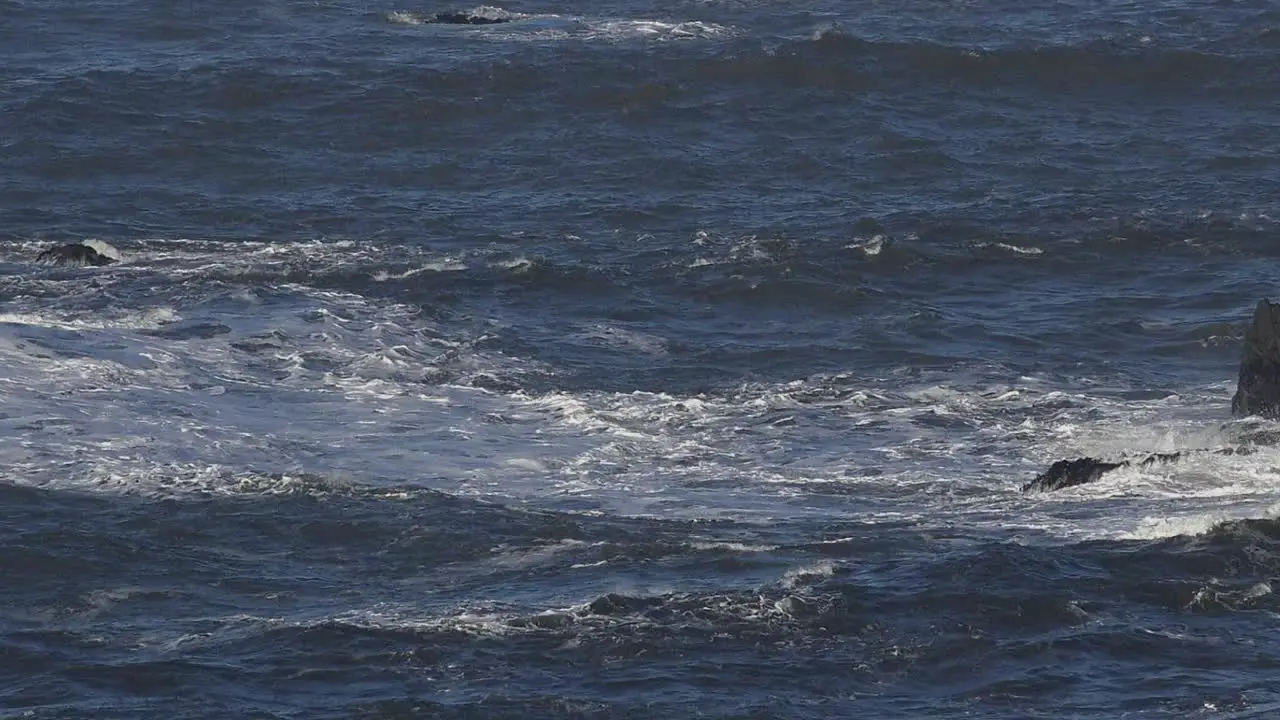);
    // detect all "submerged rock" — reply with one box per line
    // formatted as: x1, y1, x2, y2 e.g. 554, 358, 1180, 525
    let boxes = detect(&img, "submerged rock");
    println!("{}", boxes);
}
35, 239, 121, 267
